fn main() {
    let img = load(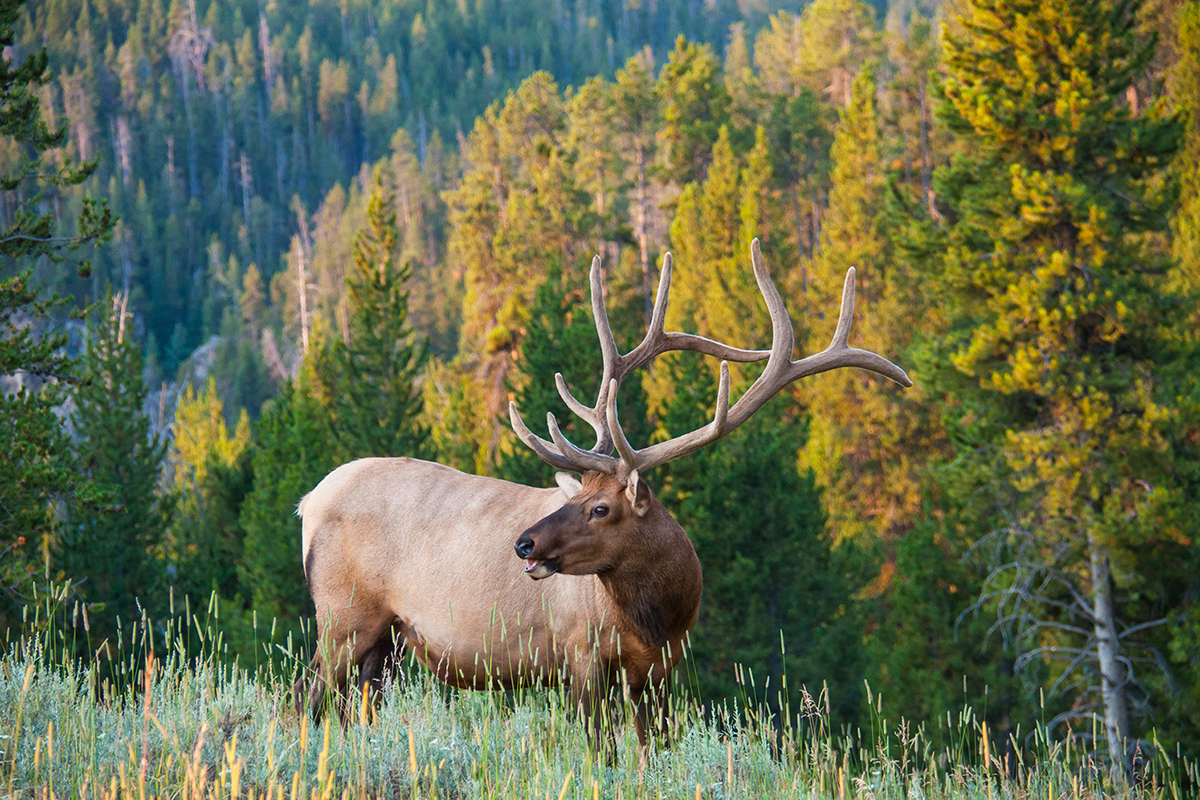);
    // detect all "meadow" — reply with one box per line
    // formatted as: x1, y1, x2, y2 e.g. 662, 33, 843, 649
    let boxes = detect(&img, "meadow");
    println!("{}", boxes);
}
1, 586, 1194, 800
